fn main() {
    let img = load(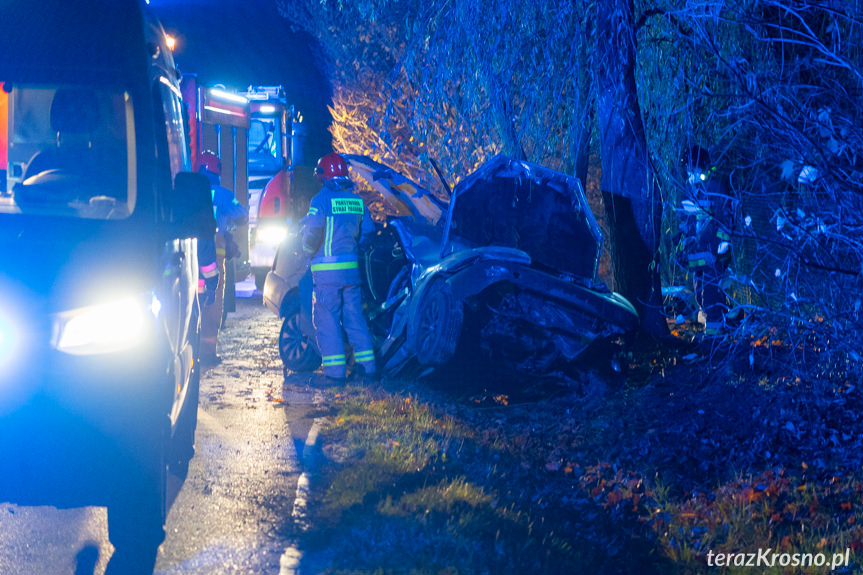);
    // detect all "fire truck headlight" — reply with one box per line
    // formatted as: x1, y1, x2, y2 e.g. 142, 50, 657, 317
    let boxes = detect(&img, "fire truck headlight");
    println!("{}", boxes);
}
53, 294, 159, 355
256, 223, 289, 248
